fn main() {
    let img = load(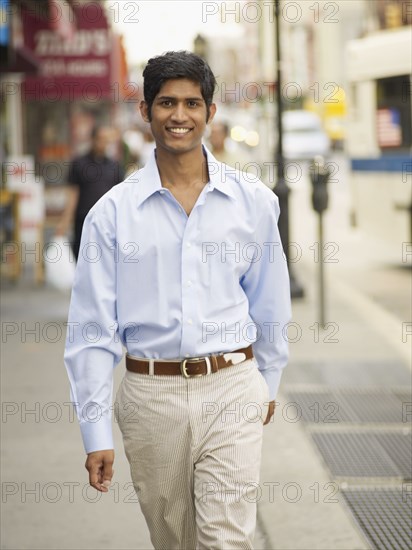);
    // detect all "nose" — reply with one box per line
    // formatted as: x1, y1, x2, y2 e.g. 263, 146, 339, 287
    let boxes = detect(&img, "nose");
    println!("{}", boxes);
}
171, 102, 188, 123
